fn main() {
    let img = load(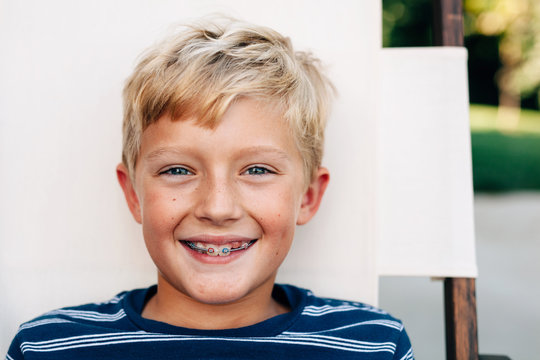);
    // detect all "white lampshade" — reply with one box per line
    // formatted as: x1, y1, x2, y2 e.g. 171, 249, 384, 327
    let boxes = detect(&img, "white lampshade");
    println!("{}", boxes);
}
377, 47, 477, 278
